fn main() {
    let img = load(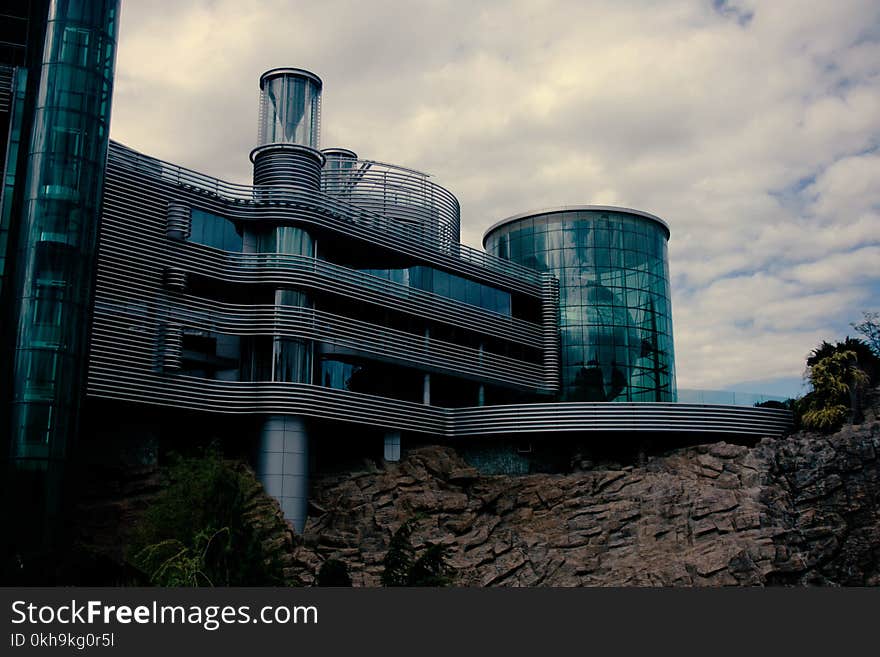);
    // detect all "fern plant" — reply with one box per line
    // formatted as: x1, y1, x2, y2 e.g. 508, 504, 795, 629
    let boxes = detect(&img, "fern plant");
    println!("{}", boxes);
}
134, 528, 230, 587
